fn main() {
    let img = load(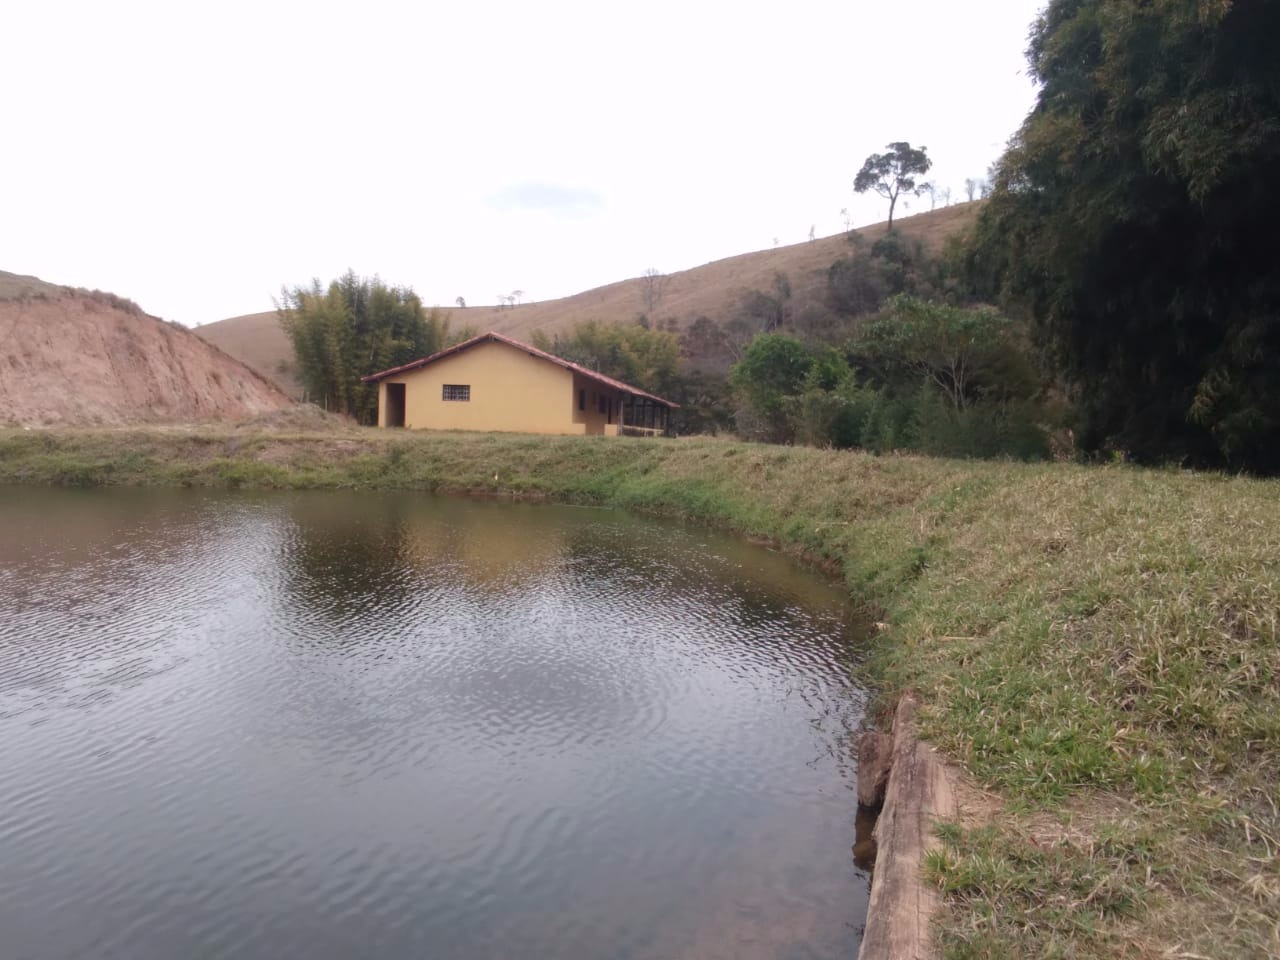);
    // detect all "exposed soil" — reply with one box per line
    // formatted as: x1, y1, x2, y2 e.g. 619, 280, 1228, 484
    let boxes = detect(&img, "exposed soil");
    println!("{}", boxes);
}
0, 275, 293, 427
